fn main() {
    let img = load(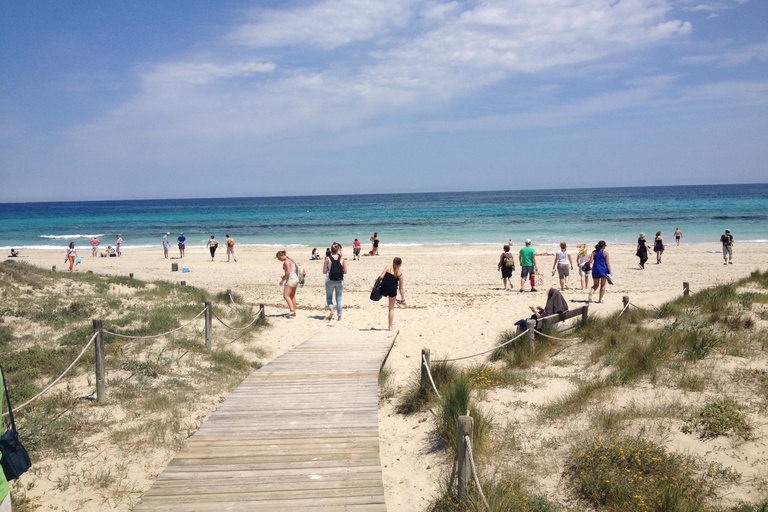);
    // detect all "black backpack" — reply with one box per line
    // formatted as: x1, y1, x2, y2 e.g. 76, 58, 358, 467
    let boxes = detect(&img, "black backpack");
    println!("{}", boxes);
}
328, 255, 345, 281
